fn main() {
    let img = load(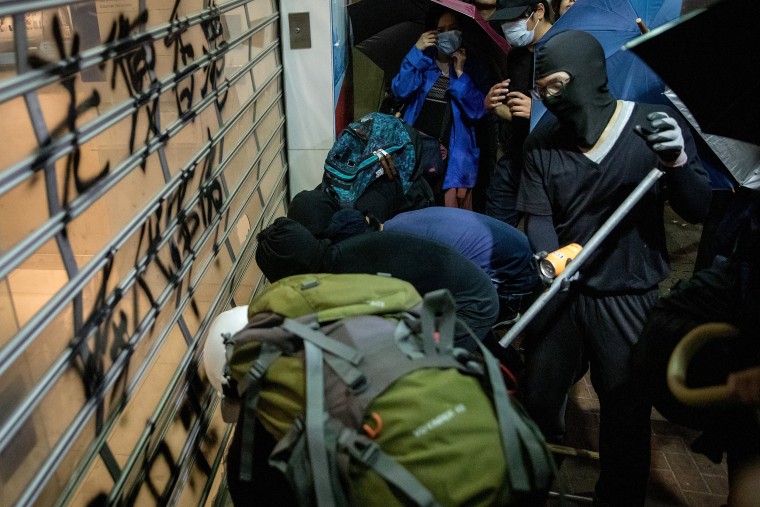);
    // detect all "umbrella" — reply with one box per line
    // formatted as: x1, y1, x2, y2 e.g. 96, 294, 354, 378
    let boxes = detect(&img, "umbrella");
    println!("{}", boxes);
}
348, 0, 428, 45
352, 21, 428, 78
530, 0, 682, 130
666, 89, 760, 190
347, 0, 427, 78
430, 0, 510, 59
432, 0, 510, 79
348, 0, 509, 78
625, 0, 760, 146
